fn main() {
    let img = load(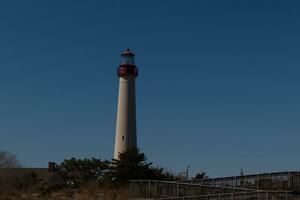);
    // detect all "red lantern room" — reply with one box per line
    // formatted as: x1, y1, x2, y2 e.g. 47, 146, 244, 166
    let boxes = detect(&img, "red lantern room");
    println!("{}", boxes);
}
117, 49, 138, 77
